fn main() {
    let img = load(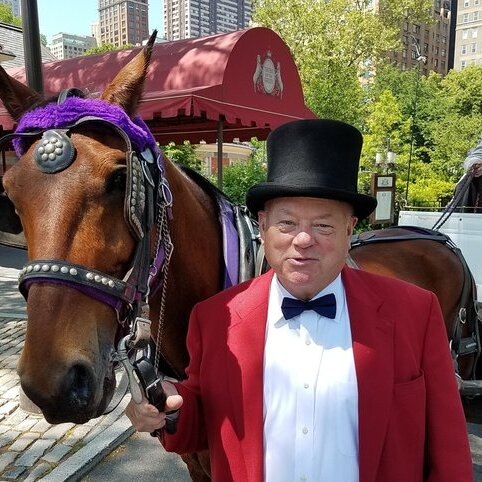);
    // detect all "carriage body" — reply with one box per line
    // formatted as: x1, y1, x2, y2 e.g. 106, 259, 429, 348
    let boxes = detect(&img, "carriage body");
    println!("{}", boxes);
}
399, 210, 482, 302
